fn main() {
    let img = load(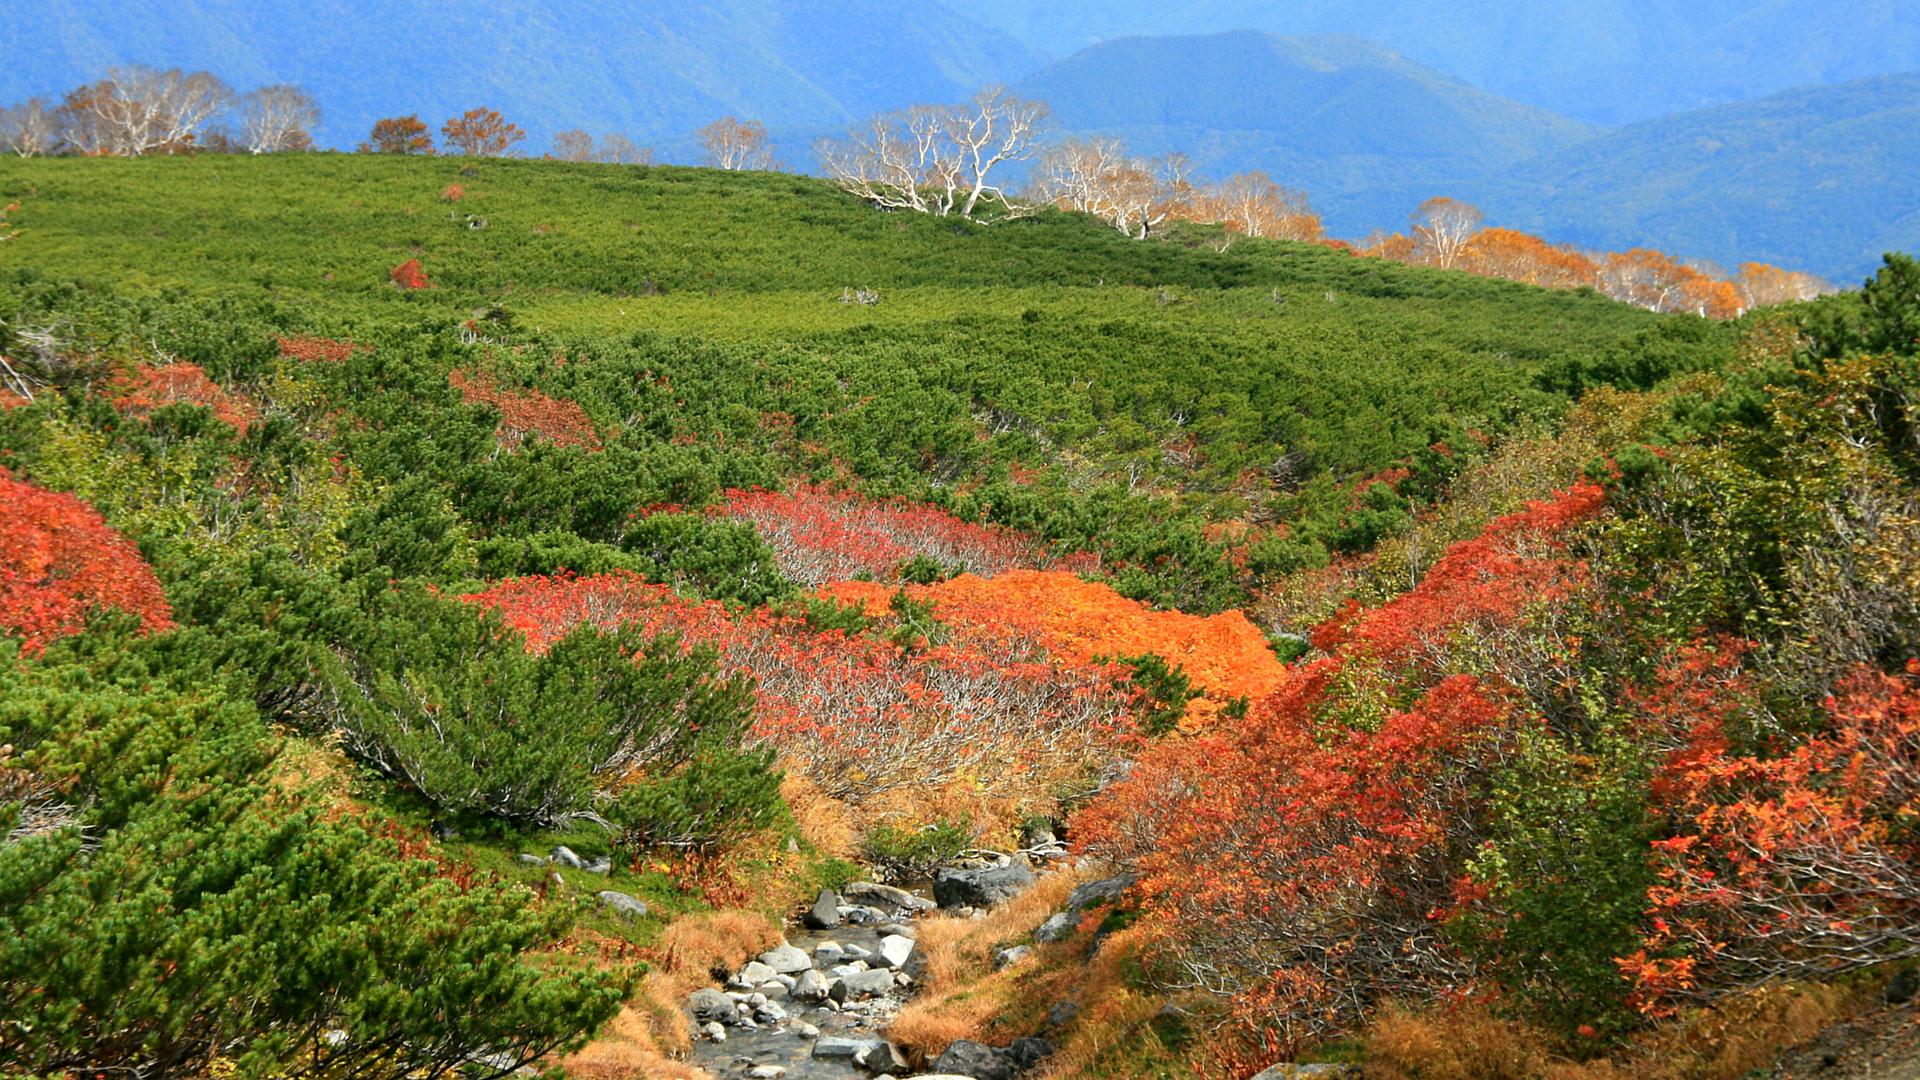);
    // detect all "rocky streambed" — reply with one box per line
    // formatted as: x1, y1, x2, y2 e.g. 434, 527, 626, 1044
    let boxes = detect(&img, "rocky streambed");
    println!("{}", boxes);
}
687, 860, 1057, 1080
